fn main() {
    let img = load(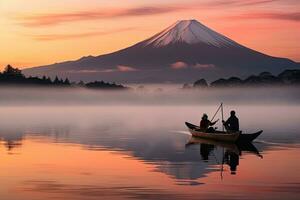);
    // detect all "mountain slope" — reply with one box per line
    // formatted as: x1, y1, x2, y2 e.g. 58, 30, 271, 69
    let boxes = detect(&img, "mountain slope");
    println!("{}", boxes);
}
23, 19, 299, 83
